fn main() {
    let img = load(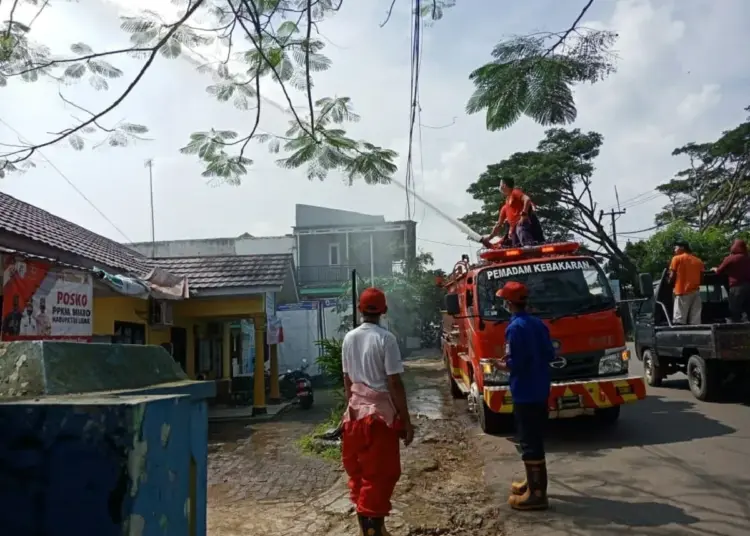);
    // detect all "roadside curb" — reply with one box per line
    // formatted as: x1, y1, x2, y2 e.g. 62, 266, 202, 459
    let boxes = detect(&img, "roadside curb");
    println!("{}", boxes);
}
208, 400, 295, 424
